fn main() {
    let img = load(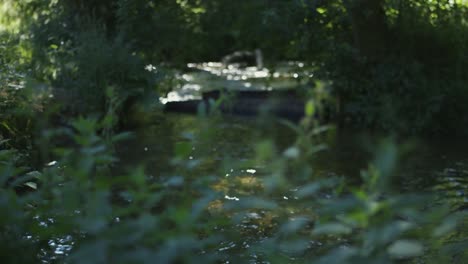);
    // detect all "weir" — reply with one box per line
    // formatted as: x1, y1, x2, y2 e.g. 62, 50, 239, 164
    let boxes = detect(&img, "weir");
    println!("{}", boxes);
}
163, 89, 306, 120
